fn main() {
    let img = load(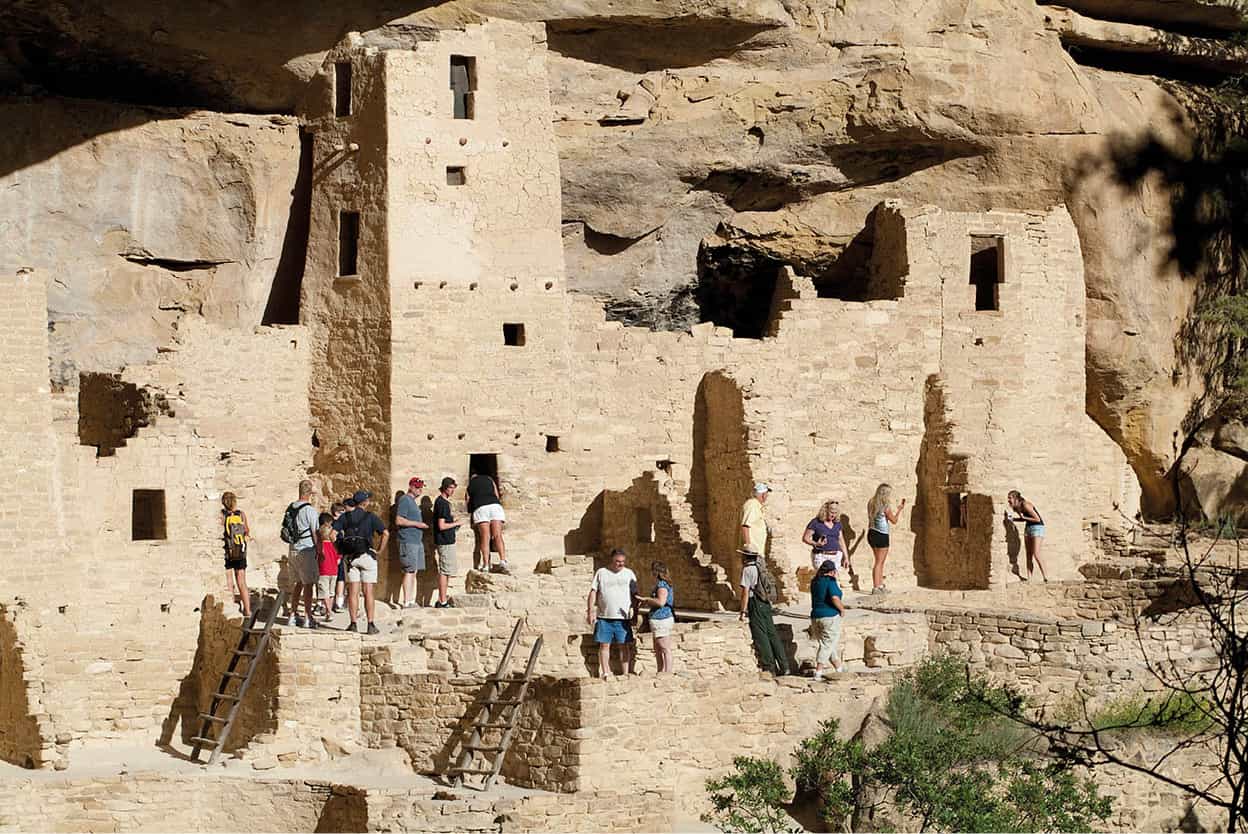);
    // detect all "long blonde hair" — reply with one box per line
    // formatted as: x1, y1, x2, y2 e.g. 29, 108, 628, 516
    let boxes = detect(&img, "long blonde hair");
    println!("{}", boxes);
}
868, 484, 893, 520
818, 500, 839, 523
